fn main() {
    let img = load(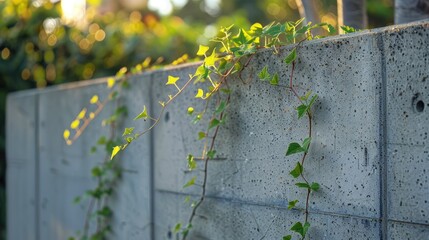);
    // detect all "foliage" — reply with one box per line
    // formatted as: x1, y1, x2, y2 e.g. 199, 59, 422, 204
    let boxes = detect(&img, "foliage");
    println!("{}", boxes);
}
65, 16, 343, 239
